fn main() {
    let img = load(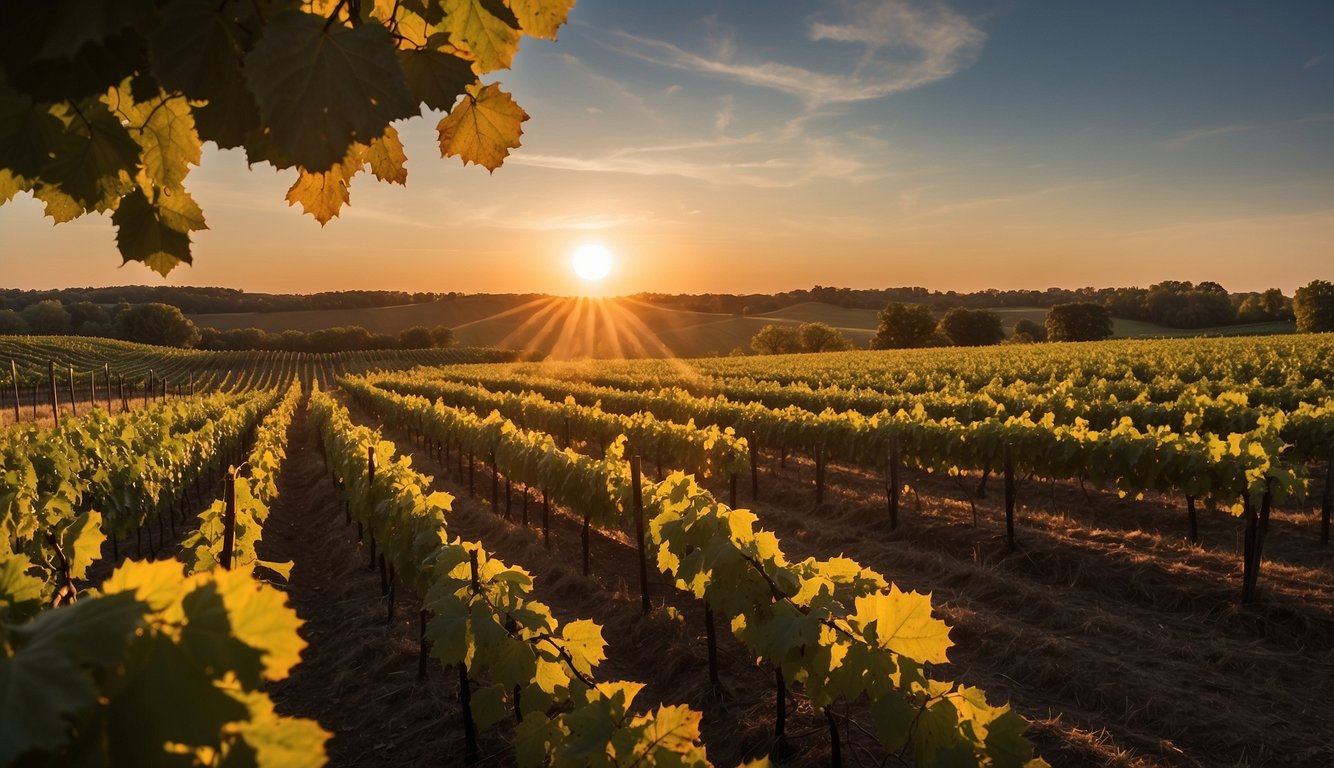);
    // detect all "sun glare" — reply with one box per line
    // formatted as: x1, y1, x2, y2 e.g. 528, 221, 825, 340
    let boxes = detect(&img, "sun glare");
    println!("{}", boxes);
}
571, 244, 613, 282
